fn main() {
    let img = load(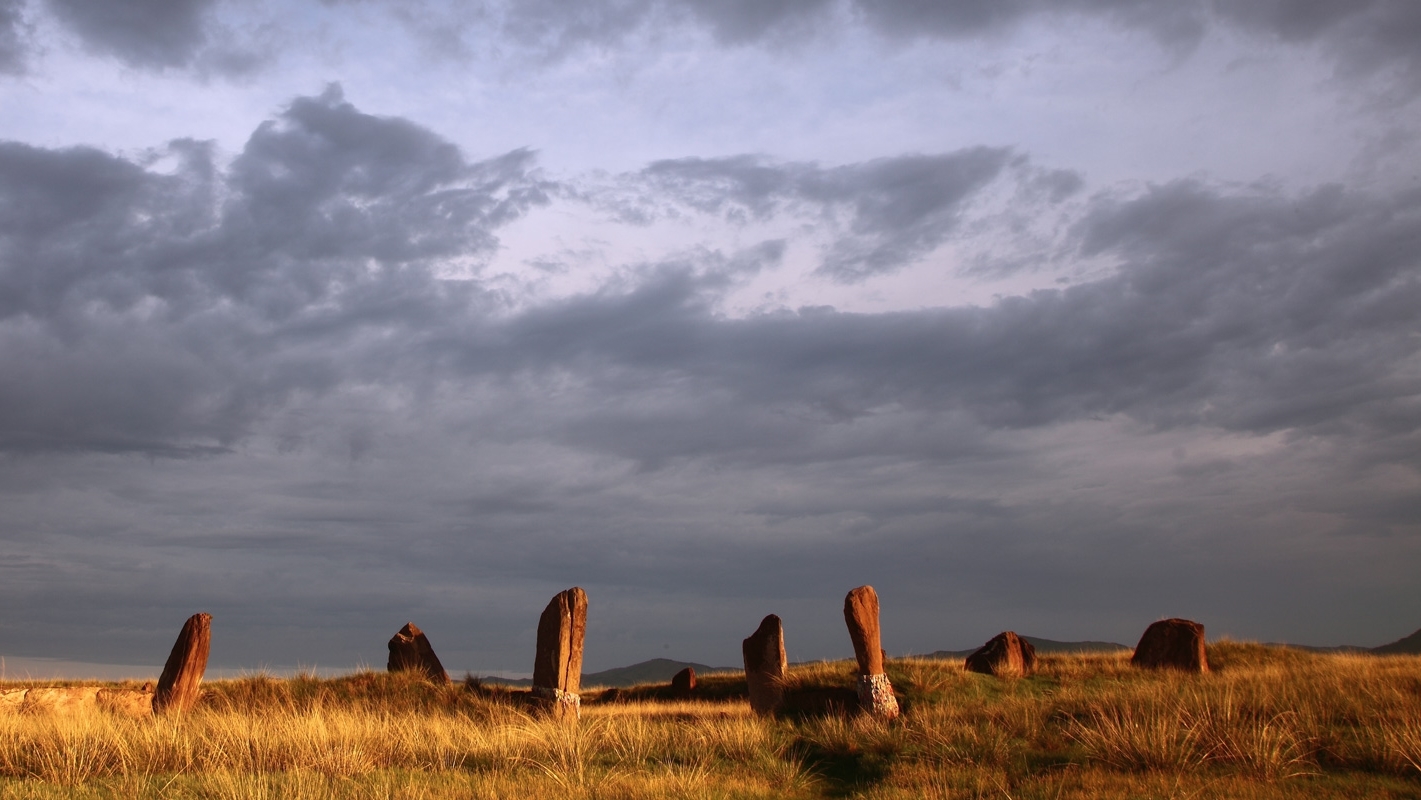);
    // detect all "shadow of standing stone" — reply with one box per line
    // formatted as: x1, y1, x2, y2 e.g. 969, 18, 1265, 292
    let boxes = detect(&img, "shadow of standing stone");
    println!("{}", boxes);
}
1131, 618, 1209, 673
965, 631, 1037, 678
844, 586, 899, 719
532, 586, 587, 722
153, 612, 211, 714
743, 614, 787, 716
388, 622, 451, 683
